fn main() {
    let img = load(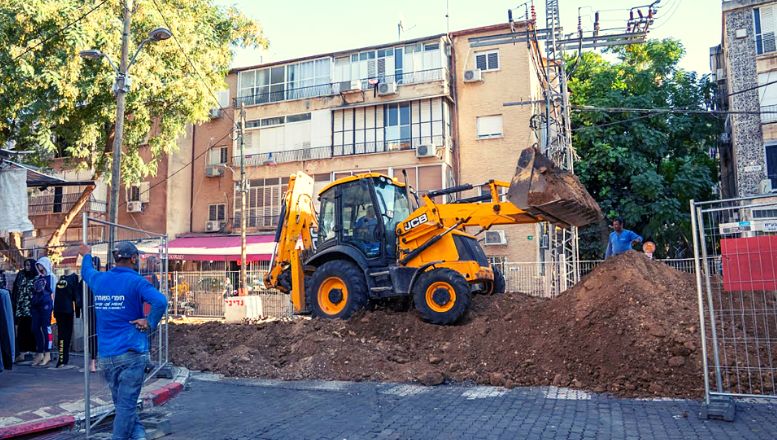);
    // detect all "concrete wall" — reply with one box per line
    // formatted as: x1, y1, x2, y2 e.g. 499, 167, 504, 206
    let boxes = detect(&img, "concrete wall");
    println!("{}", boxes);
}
451, 25, 541, 263
724, 6, 770, 195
